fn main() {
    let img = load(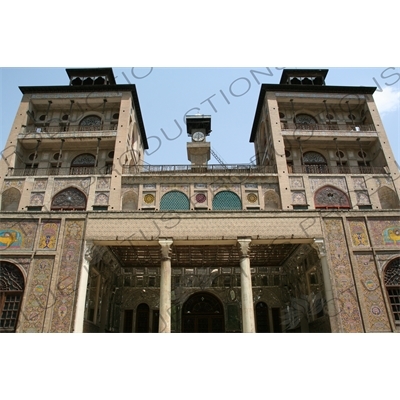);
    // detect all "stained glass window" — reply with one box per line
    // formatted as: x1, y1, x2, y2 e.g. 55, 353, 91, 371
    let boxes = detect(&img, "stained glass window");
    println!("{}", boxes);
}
385, 258, 400, 324
0, 262, 25, 332
51, 187, 87, 210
